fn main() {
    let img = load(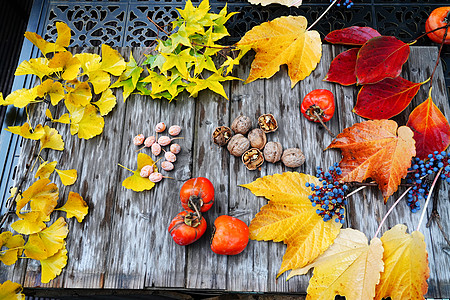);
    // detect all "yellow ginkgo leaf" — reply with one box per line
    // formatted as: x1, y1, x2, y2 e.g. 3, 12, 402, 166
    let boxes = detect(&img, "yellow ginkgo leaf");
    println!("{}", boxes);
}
75, 52, 101, 74
375, 224, 429, 300
0, 231, 25, 265
93, 88, 116, 116
58, 192, 88, 222
88, 70, 110, 94
40, 246, 68, 283
290, 229, 384, 300
35, 161, 57, 179
55, 22, 71, 48
40, 125, 64, 151
65, 101, 85, 123
48, 52, 81, 81
37, 79, 65, 105
24, 31, 66, 55
122, 153, 157, 192
4, 87, 39, 108
70, 104, 104, 139
55, 168, 77, 186
11, 212, 46, 235
236, 16, 322, 87
46, 109, 71, 124
18, 178, 59, 218
242, 172, 341, 276
26, 217, 68, 260
100, 44, 126, 76
0, 280, 25, 300
66, 82, 92, 107
5, 123, 45, 140
15, 57, 54, 80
